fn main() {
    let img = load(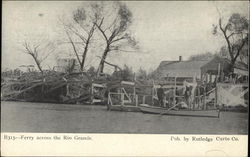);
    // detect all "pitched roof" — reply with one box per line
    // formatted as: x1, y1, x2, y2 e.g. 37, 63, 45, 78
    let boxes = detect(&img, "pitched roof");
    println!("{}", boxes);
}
157, 60, 209, 78
201, 56, 248, 74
